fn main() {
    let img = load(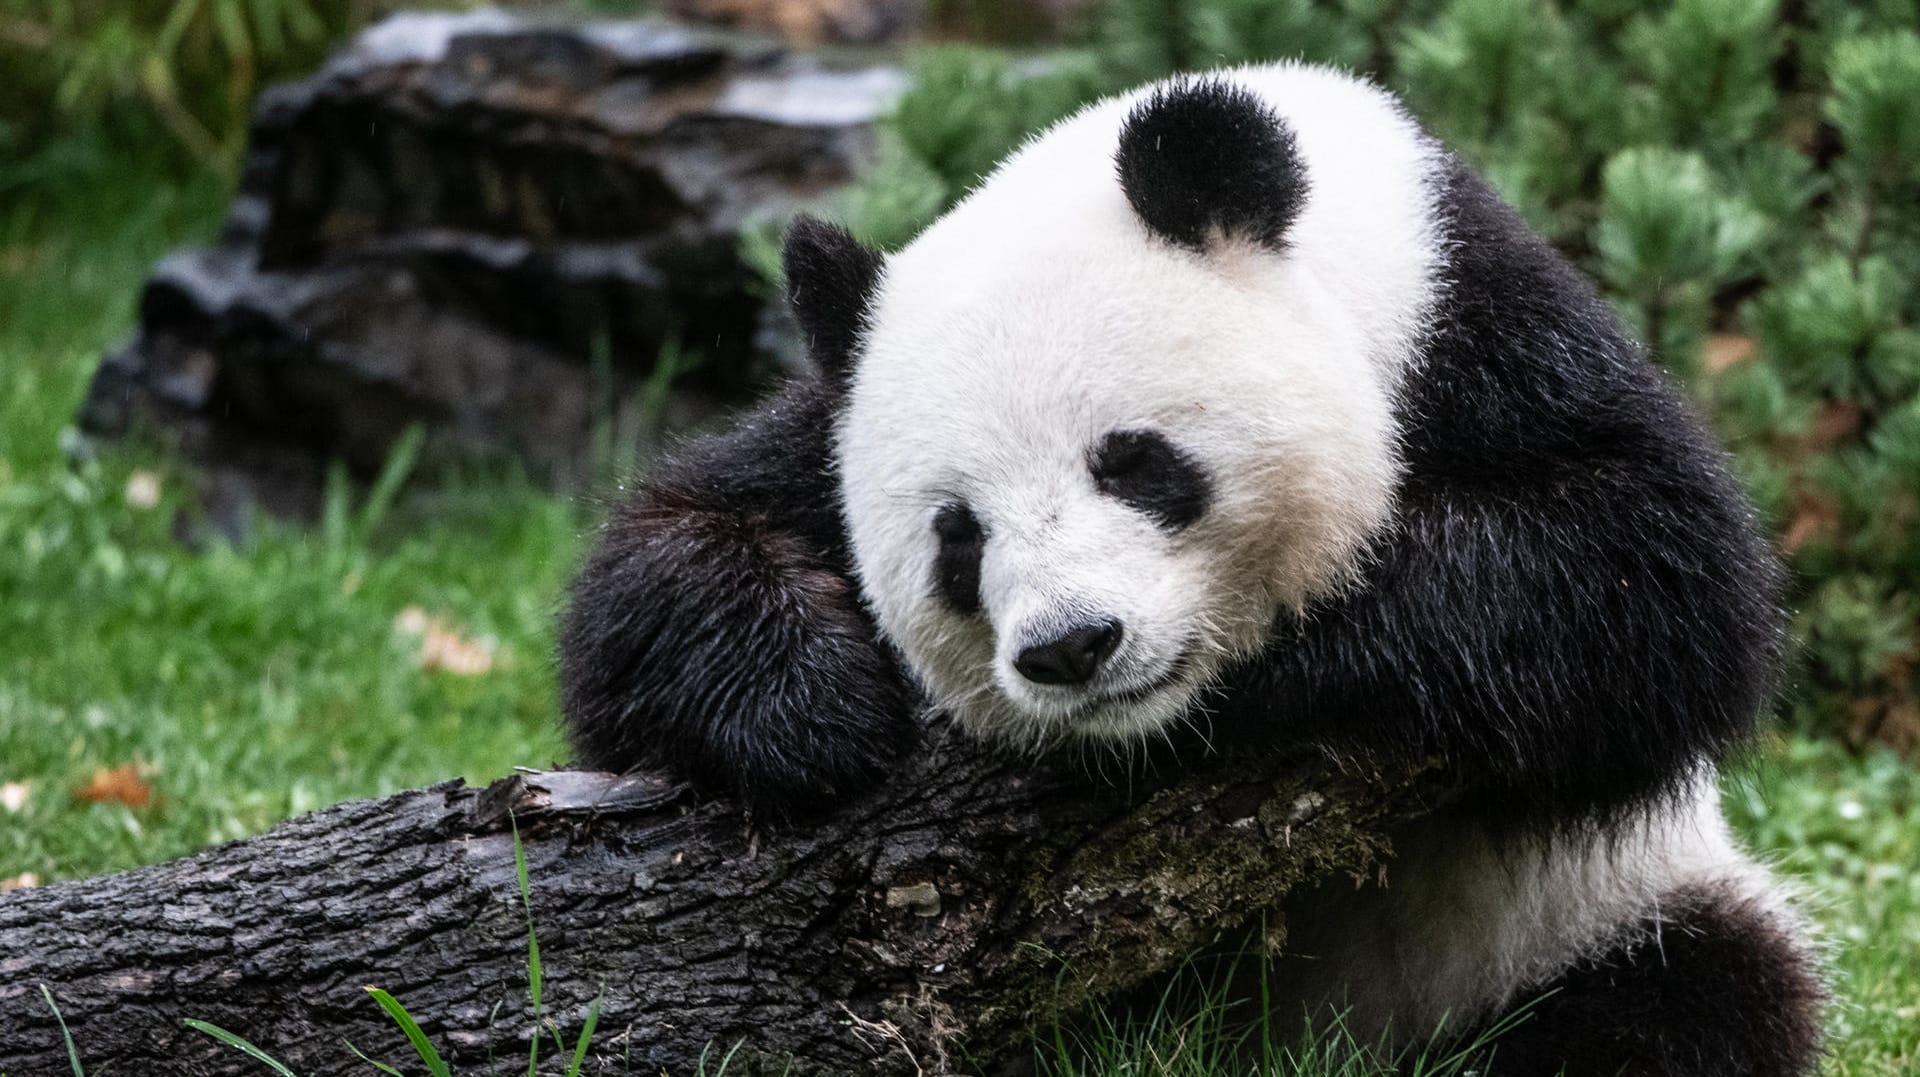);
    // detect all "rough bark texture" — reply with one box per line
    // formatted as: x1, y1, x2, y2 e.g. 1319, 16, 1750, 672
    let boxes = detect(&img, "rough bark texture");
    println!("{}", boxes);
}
0, 719, 1442, 1077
